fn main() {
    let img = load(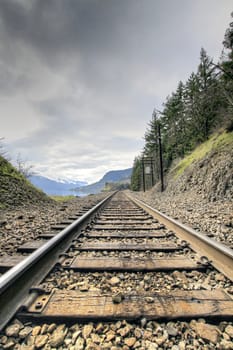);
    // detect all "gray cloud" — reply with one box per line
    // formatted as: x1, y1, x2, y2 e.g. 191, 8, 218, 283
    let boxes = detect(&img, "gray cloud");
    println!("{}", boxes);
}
0, 0, 232, 182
